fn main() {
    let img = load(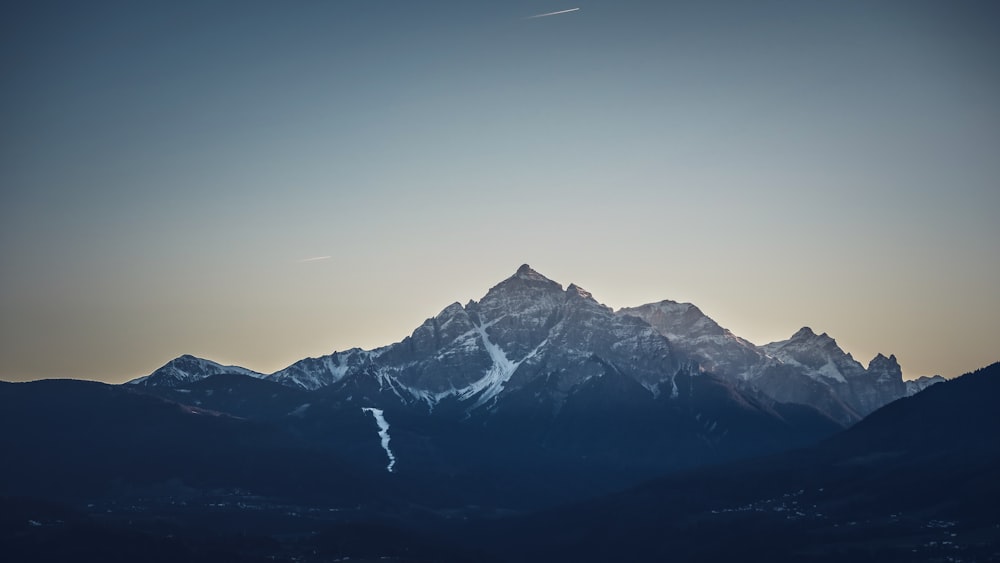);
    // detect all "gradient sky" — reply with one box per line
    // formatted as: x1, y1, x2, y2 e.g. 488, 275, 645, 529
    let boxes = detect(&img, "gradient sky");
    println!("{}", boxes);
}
2, 0, 998, 384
